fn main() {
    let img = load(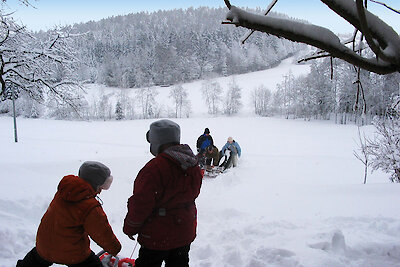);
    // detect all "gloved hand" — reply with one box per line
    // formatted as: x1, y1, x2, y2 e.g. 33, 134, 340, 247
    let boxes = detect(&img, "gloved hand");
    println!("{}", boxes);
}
100, 253, 115, 267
